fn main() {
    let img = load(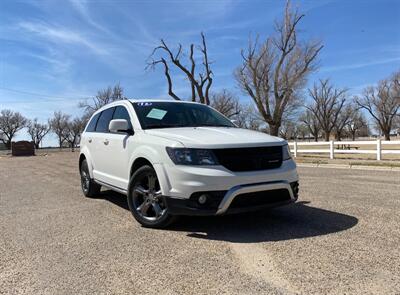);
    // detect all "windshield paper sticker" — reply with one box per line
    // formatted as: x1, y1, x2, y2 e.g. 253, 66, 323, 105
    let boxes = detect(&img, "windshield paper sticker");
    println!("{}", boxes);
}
146, 108, 167, 120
